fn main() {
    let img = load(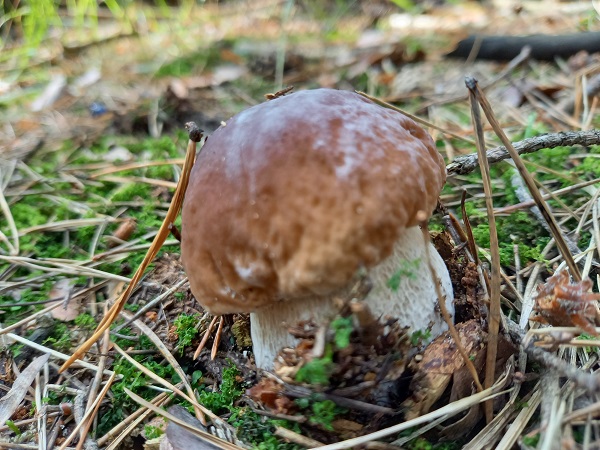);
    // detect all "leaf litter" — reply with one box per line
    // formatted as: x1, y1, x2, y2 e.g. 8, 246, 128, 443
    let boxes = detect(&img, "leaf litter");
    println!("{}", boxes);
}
1, 1, 600, 449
